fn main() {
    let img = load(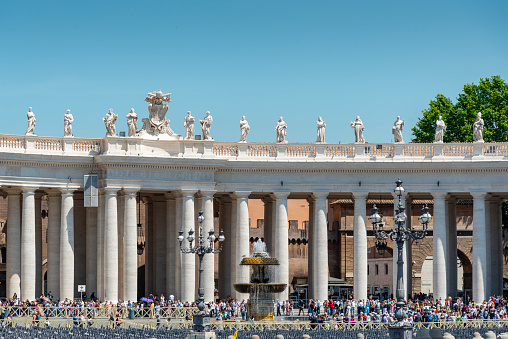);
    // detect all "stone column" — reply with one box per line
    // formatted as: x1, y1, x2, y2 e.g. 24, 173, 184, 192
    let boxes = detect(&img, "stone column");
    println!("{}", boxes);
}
274, 192, 290, 300
117, 192, 125, 301
174, 193, 182, 299
124, 190, 138, 302
59, 188, 75, 301
153, 198, 166, 295
497, 199, 504, 295
47, 191, 61, 300
446, 198, 458, 299
230, 196, 238, 299
472, 192, 487, 303
307, 197, 314, 299
218, 198, 232, 299
21, 187, 36, 301
6, 189, 21, 299
145, 198, 153, 296
86, 204, 97, 299
104, 188, 119, 302
97, 191, 105, 300
181, 190, 196, 302
263, 197, 274, 255
201, 191, 216, 302
392, 192, 409, 300
312, 192, 329, 302
35, 193, 43, 298
166, 194, 176, 298
432, 192, 447, 301
236, 191, 251, 301
353, 192, 368, 301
